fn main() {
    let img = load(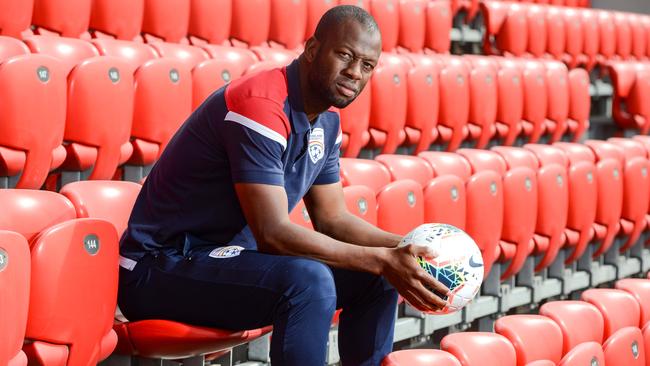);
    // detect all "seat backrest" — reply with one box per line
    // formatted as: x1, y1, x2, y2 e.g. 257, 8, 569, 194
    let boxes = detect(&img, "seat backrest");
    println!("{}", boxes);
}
92, 39, 158, 67
418, 152, 472, 182
148, 42, 210, 68
544, 61, 569, 141
0, 35, 30, 60
540, 300, 605, 354
26, 218, 119, 366
0, 54, 67, 189
545, 6, 566, 59
370, 0, 399, 52
188, 0, 231, 45
141, 0, 190, 43
305, 0, 336, 39
496, 3, 527, 56
558, 342, 605, 366
424, 0, 452, 53
60, 180, 141, 236
438, 58, 470, 147
64, 56, 134, 180
230, 0, 271, 47
340, 158, 391, 193
495, 315, 563, 365
375, 155, 433, 188
269, 0, 306, 49
376, 179, 424, 236
192, 58, 245, 109
615, 279, 650, 326
24, 36, 99, 75
0, 230, 30, 366
0, 0, 34, 37
441, 332, 517, 366
343, 185, 378, 226
597, 10, 616, 60
582, 288, 642, 339
424, 174, 466, 231
494, 59, 524, 145
479, 1, 509, 54
467, 58, 498, 147
89, 0, 144, 40
580, 9, 599, 67
32, 0, 92, 37
628, 14, 647, 59
382, 349, 461, 366
563, 8, 583, 60
526, 5, 547, 58
567, 68, 590, 140
340, 80, 371, 157
520, 60, 548, 139
404, 55, 439, 153
397, 0, 425, 53
614, 12, 632, 59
